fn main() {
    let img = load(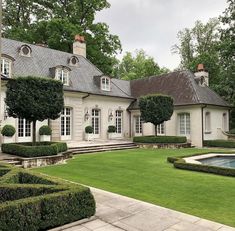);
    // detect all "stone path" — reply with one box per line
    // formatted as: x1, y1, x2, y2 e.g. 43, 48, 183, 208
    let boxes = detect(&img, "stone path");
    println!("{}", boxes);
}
51, 187, 235, 231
